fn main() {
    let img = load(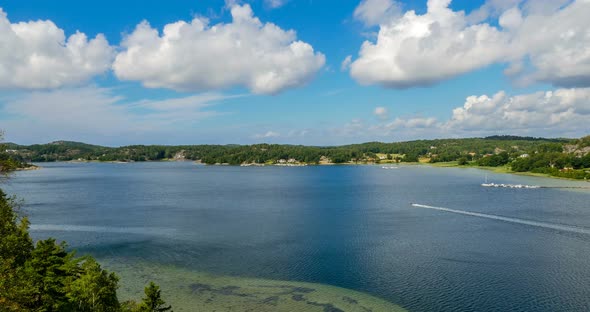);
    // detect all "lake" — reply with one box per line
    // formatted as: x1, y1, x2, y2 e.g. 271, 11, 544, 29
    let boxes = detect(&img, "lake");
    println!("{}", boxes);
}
4, 162, 590, 311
